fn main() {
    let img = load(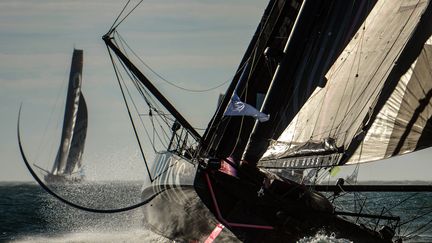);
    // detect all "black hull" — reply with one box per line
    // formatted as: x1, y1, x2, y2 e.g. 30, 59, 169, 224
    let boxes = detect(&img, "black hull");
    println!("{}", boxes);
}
193, 166, 391, 243
140, 155, 393, 242
141, 185, 240, 242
